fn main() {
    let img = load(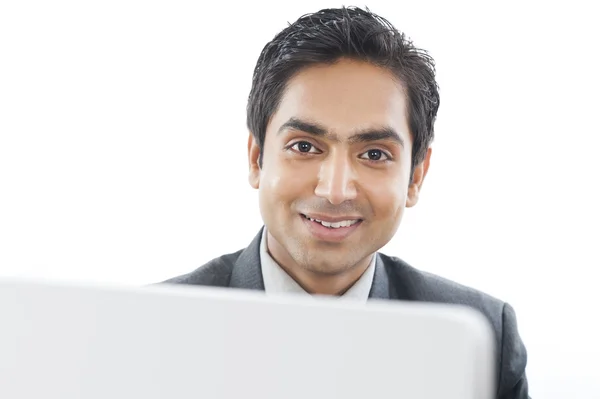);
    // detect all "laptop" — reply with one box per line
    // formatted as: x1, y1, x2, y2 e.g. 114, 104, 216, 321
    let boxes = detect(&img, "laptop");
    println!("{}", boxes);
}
0, 278, 495, 399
